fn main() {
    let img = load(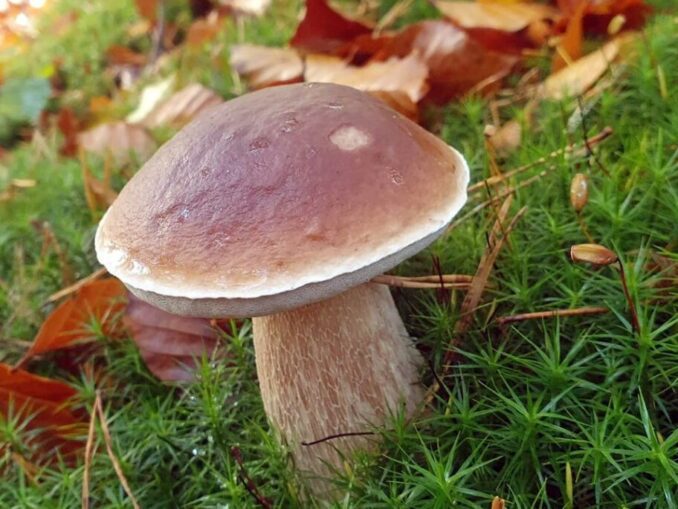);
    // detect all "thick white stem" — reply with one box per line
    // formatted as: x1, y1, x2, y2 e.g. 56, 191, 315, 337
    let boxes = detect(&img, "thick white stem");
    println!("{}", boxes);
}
252, 283, 424, 497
